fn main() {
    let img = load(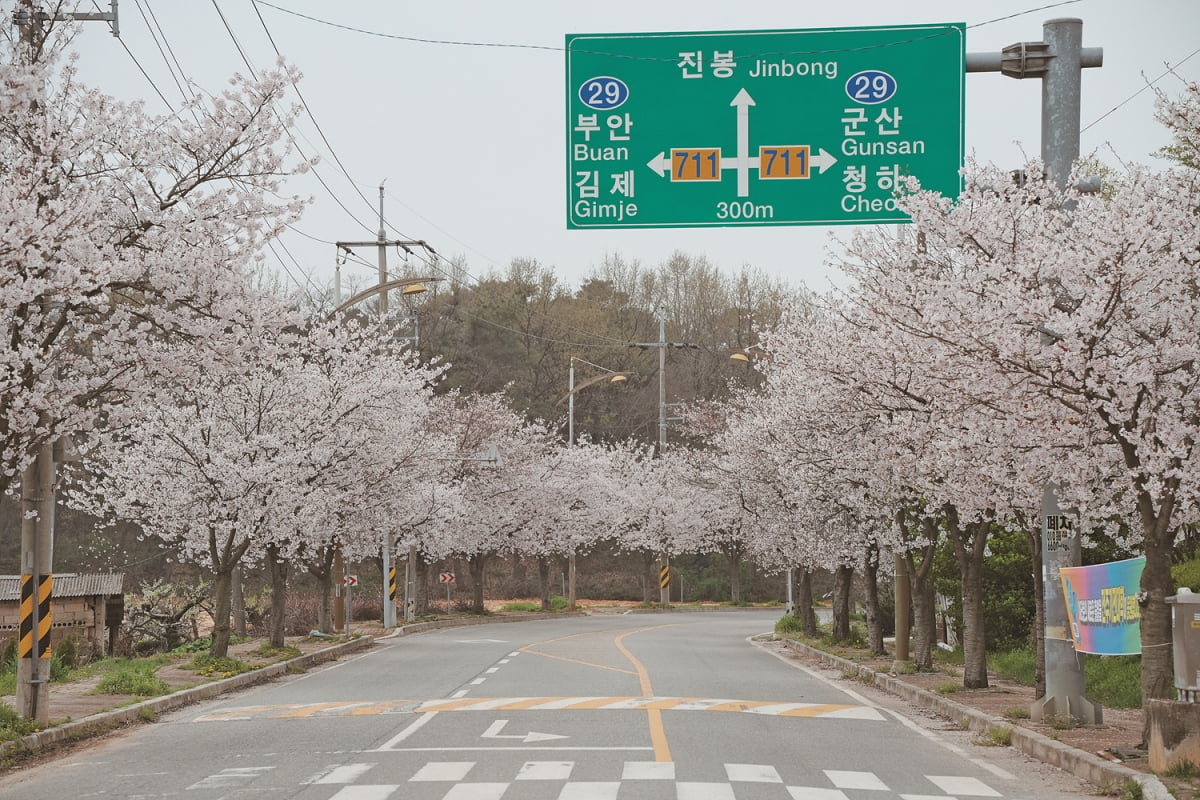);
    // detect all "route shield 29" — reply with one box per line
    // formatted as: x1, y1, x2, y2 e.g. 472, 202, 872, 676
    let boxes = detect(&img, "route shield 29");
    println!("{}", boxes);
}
565, 24, 965, 229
